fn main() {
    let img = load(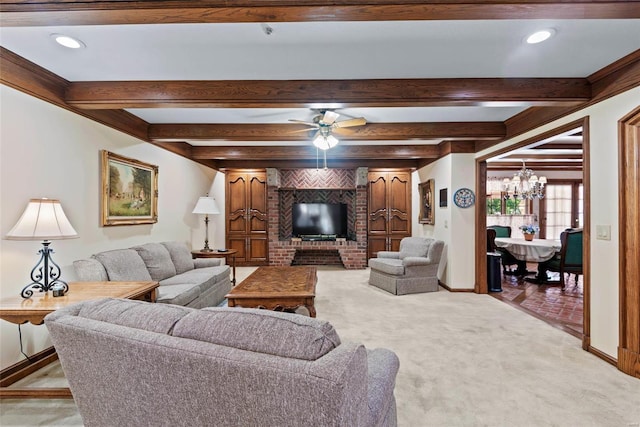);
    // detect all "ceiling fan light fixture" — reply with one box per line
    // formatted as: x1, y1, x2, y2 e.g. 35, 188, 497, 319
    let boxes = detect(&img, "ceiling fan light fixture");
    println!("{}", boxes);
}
526, 29, 555, 44
313, 133, 339, 150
